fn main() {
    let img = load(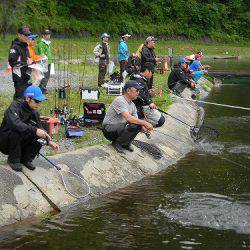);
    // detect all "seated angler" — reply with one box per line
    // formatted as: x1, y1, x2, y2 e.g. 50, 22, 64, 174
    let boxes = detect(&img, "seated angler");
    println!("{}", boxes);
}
168, 57, 196, 96
102, 80, 154, 154
130, 62, 165, 127
0, 86, 59, 171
